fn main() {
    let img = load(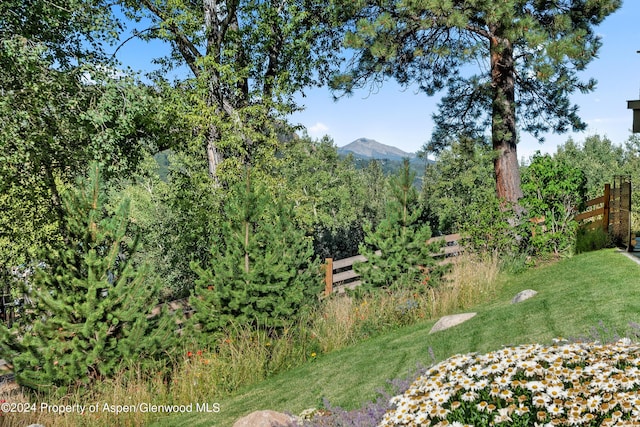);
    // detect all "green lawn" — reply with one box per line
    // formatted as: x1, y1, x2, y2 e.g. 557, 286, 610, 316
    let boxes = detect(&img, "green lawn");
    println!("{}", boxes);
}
151, 249, 640, 427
